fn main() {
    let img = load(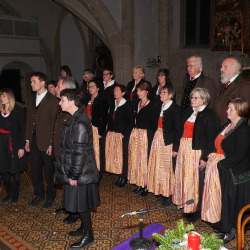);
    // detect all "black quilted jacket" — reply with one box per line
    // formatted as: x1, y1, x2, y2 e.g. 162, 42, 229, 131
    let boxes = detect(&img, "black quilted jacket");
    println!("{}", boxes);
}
55, 106, 99, 185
